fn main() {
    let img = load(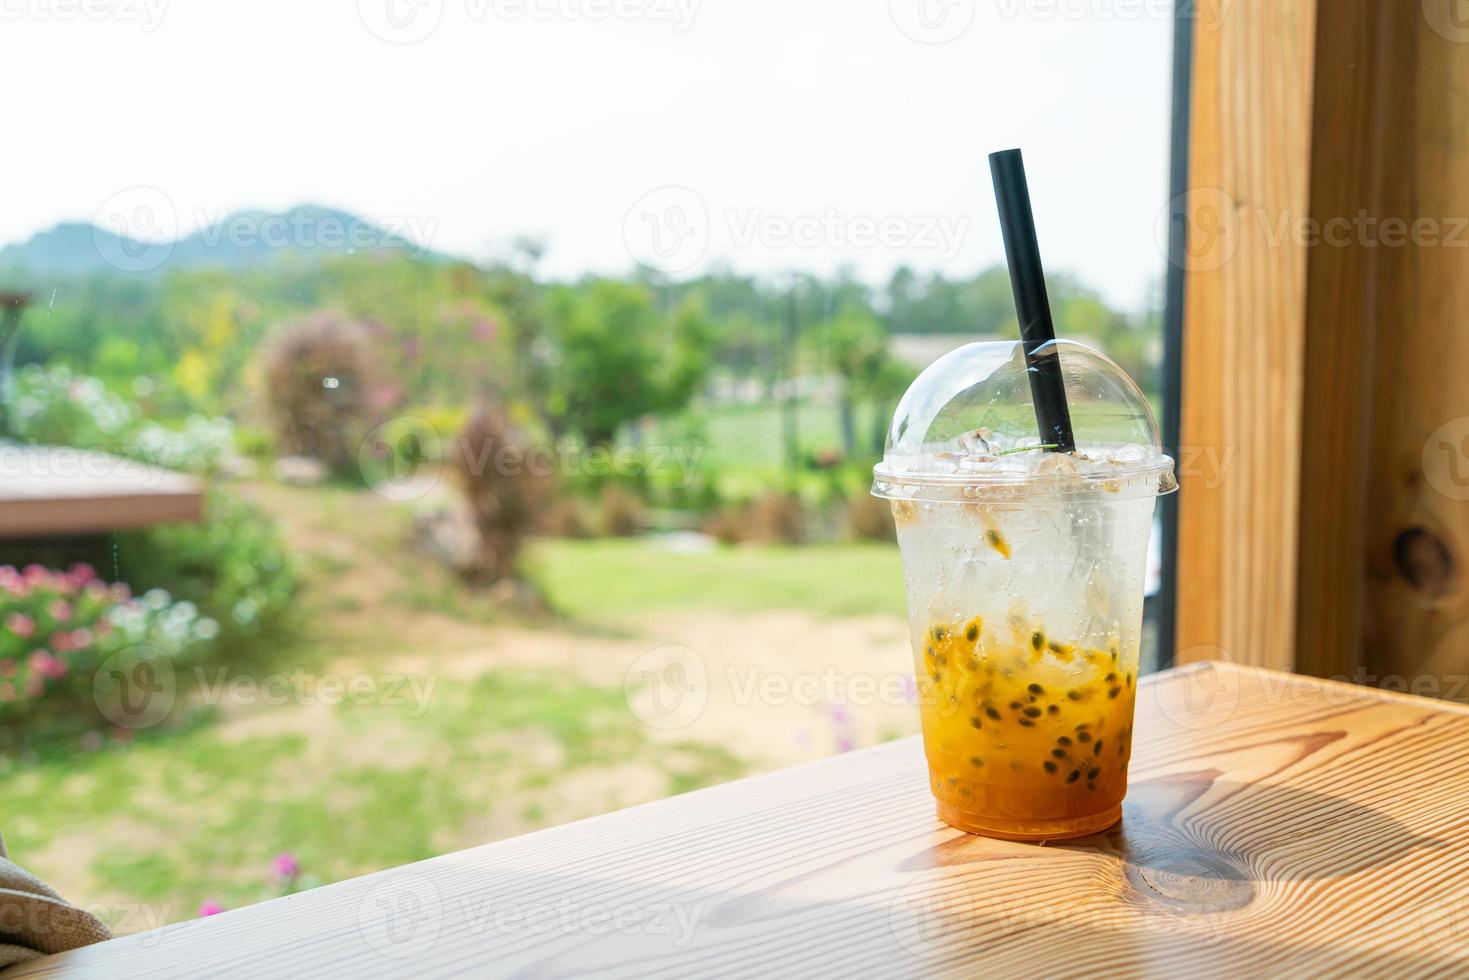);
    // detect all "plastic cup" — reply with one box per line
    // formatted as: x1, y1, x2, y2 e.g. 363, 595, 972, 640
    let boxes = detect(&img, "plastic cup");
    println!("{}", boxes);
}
873, 340, 1176, 841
